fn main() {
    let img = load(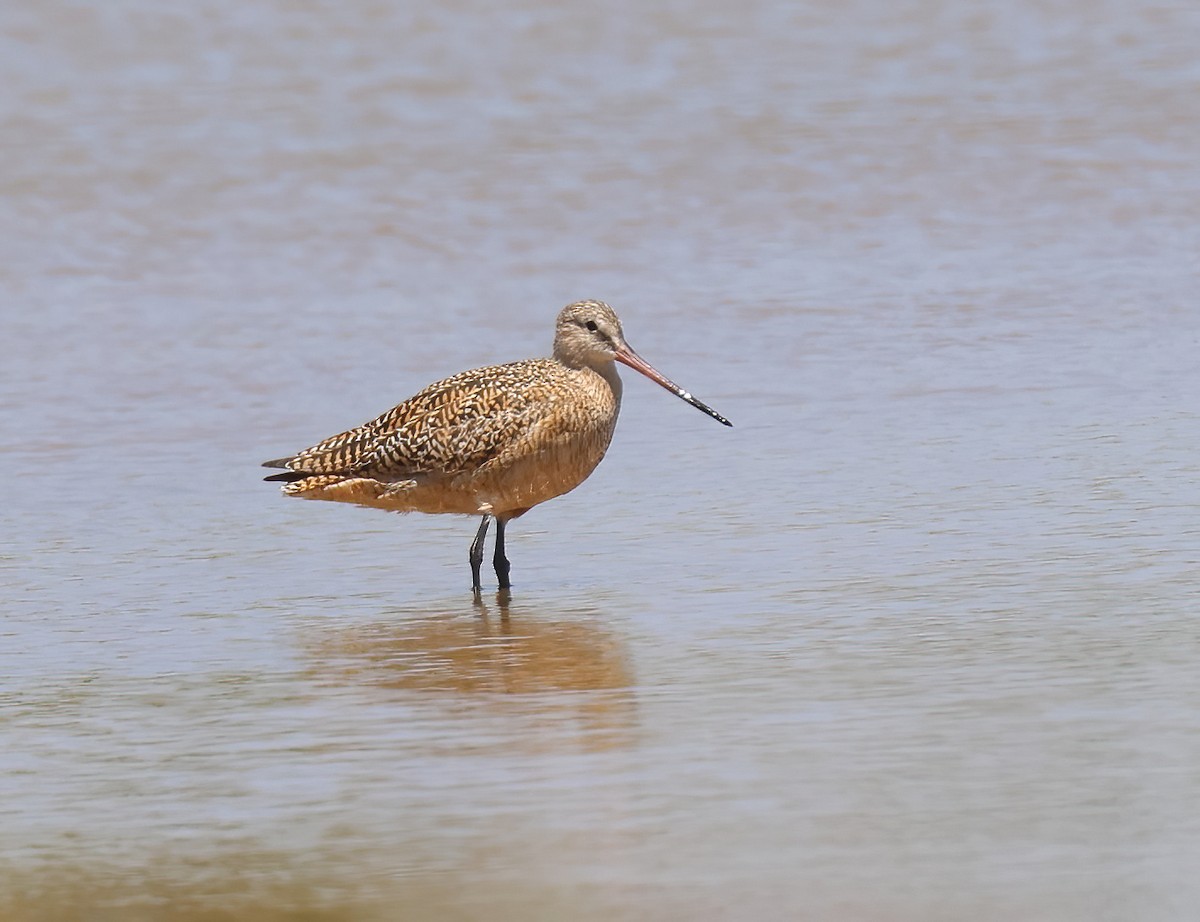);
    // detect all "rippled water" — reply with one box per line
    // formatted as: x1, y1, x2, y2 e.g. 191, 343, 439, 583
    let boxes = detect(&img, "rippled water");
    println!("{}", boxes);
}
3, 1, 1200, 919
